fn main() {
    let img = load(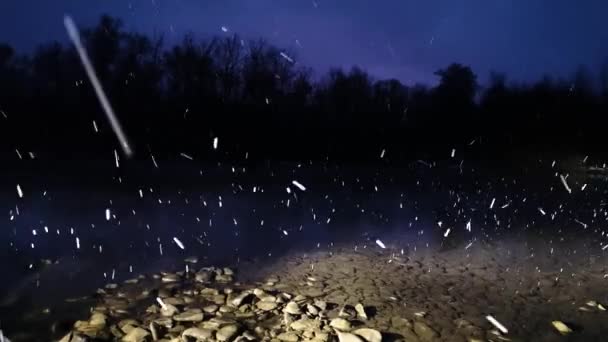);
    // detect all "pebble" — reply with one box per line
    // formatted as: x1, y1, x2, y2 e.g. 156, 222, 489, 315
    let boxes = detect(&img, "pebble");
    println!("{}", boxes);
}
355, 304, 368, 320
413, 322, 438, 341
220, 305, 236, 313
231, 291, 252, 307
182, 327, 214, 340
330, 318, 352, 331
337, 331, 365, 342
284, 301, 302, 315
290, 318, 321, 331
216, 274, 234, 283
173, 310, 204, 322
196, 271, 212, 283
89, 312, 107, 327
353, 328, 381, 342
253, 288, 267, 298
552, 321, 573, 335
121, 327, 149, 342
203, 304, 219, 313
277, 332, 299, 342
217, 324, 240, 342
314, 300, 327, 311
160, 303, 178, 317
161, 273, 179, 283
257, 301, 279, 311
307, 304, 319, 316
